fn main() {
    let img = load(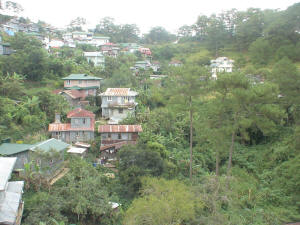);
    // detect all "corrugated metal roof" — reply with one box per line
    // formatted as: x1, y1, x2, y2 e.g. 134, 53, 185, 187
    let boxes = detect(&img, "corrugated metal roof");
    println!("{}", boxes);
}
30, 138, 70, 152
0, 181, 24, 225
67, 147, 87, 154
62, 74, 103, 80
98, 125, 142, 133
0, 157, 16, 191
62, 90, 84, 99
84, 52, 103, 57
100, 88, 138, 97
0, 143, 33, 155
67, 108, 95, 118
48, 122, 95, 132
